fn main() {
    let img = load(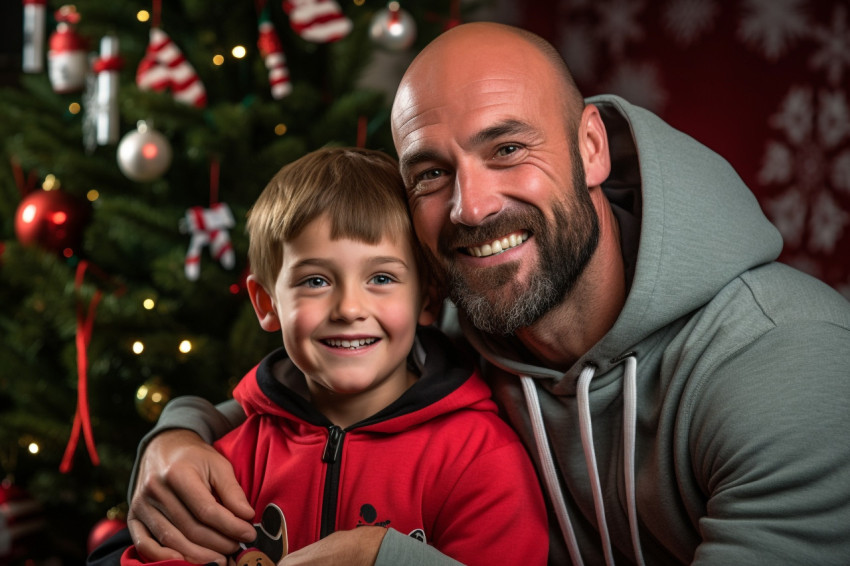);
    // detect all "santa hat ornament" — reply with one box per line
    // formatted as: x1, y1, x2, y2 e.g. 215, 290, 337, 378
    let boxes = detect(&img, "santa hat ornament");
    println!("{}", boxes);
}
282, 0, 352, 43
136, 27, 207, 108
47, 5, 88, 93
257, 15, 292, 99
